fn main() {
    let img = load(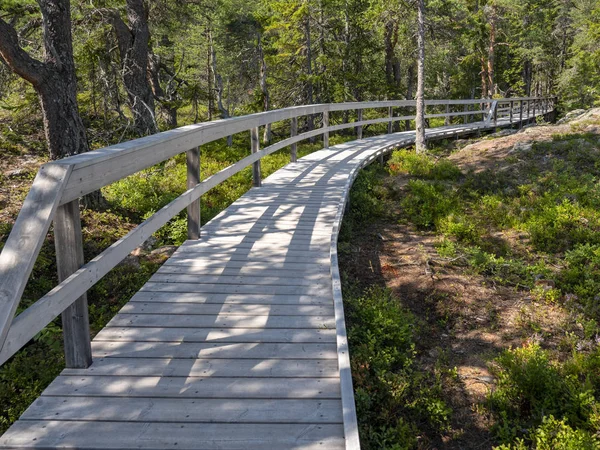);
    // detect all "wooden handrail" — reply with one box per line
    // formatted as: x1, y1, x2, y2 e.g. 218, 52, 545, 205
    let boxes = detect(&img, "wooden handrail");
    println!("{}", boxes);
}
0, 96, 556, 367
